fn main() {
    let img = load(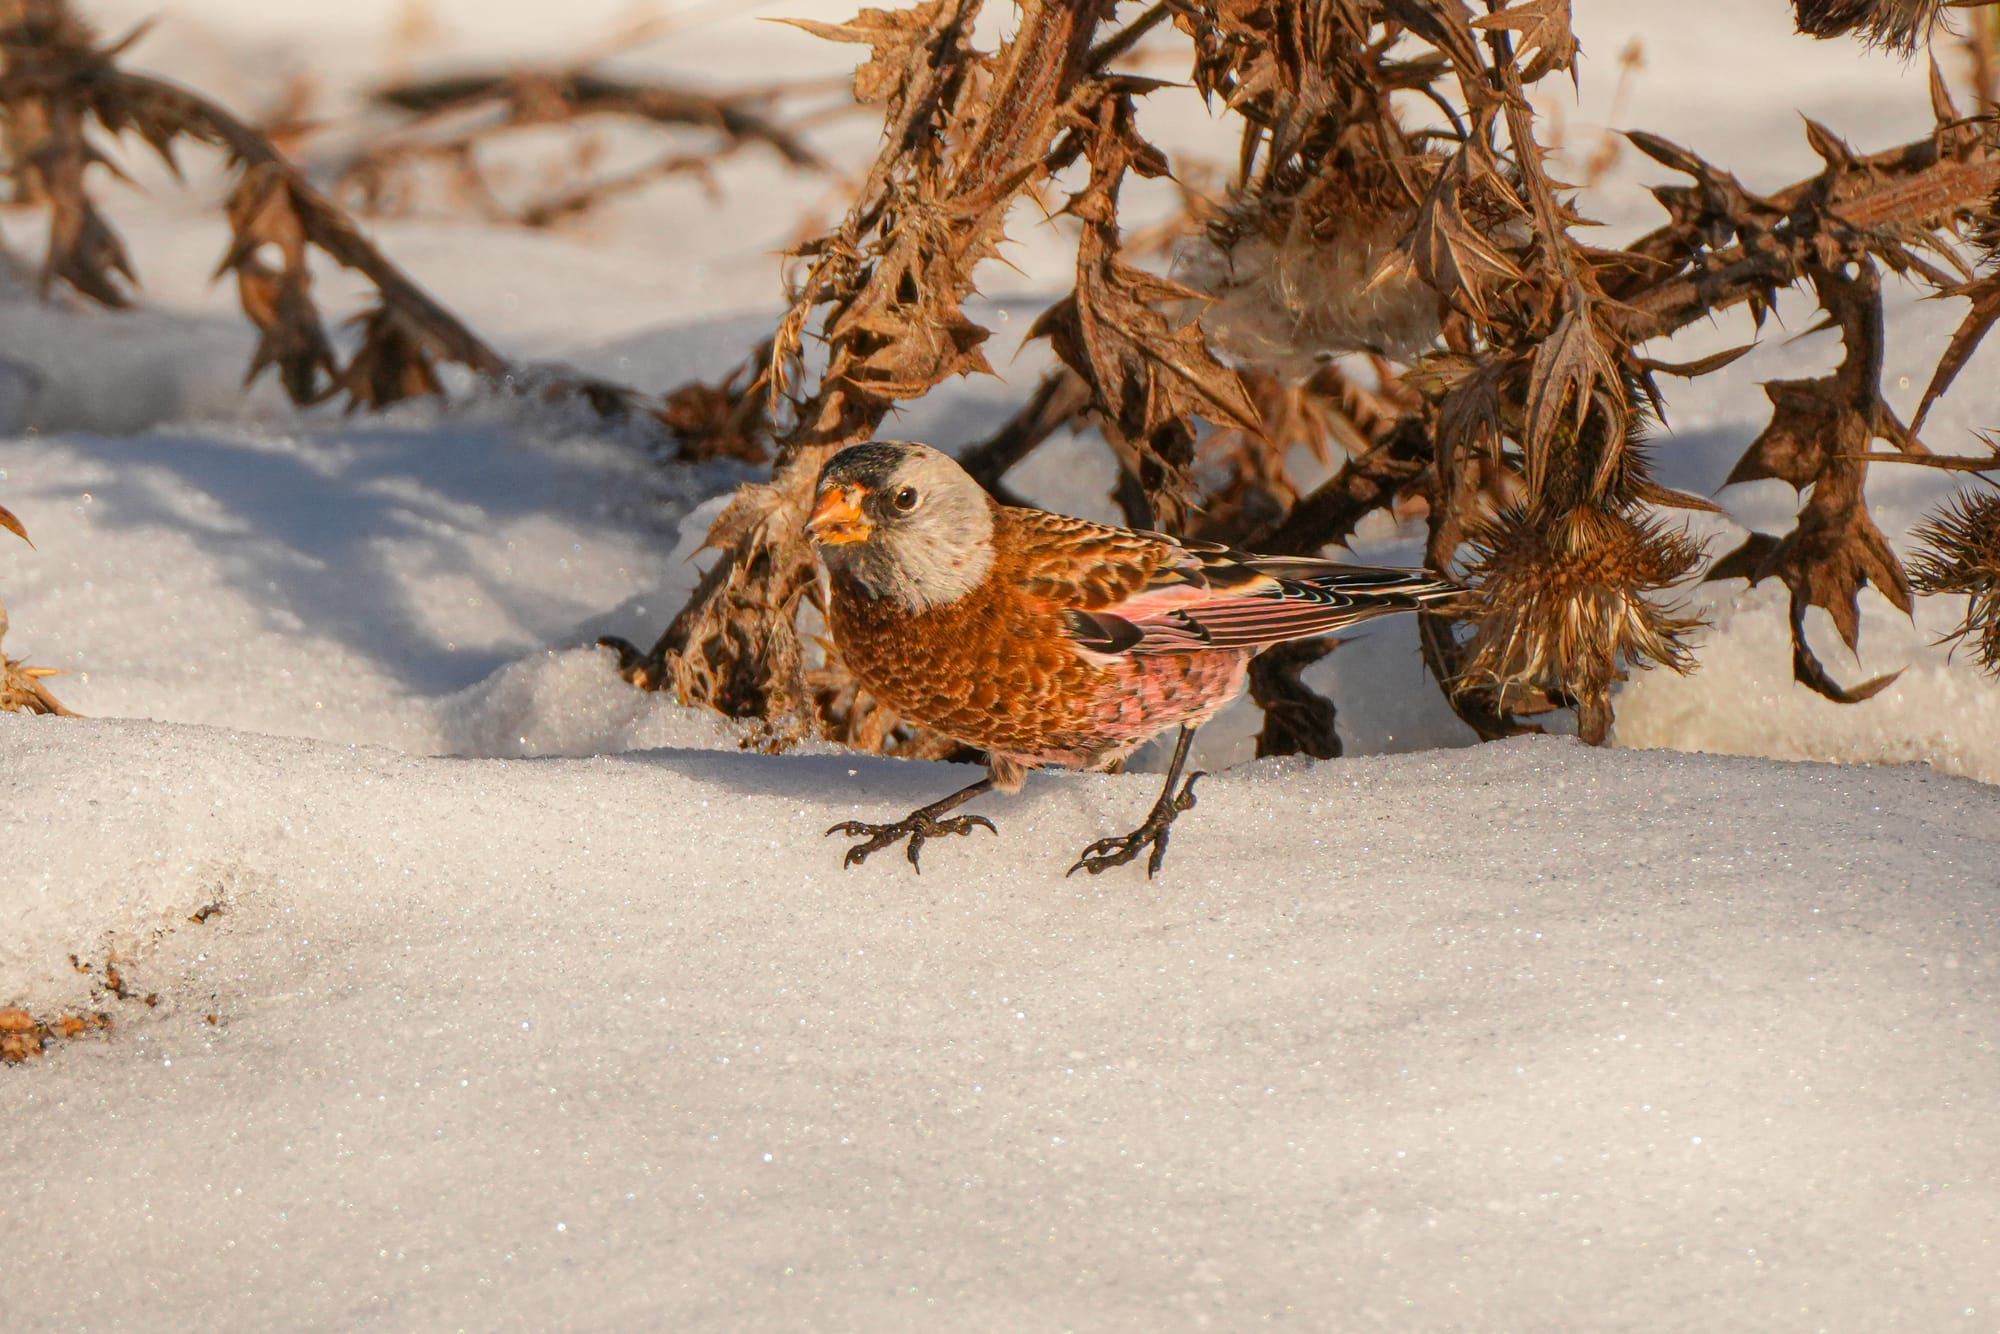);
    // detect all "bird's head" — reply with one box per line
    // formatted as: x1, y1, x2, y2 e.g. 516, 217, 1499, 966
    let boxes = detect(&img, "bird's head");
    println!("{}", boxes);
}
806, 440, 995, 611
